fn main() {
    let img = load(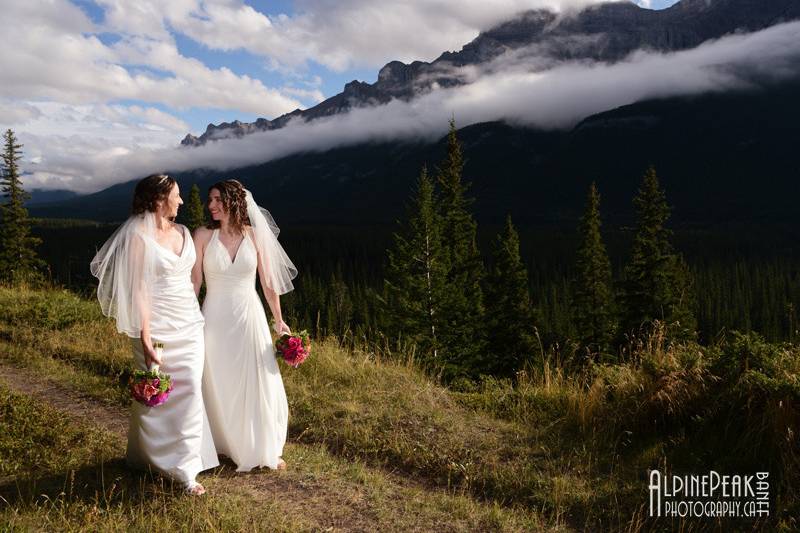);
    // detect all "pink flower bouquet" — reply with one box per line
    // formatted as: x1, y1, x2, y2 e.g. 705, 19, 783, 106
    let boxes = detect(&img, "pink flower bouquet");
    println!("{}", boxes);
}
129, 343, 174, 406
275, 330, 311, 368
